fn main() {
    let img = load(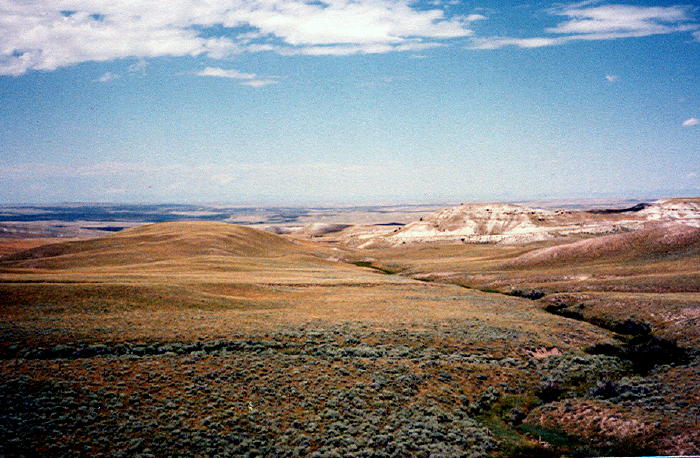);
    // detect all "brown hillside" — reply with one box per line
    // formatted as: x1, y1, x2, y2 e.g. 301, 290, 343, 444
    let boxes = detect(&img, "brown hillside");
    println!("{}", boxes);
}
503, 222, 700, 268
0, 222, 310, 269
